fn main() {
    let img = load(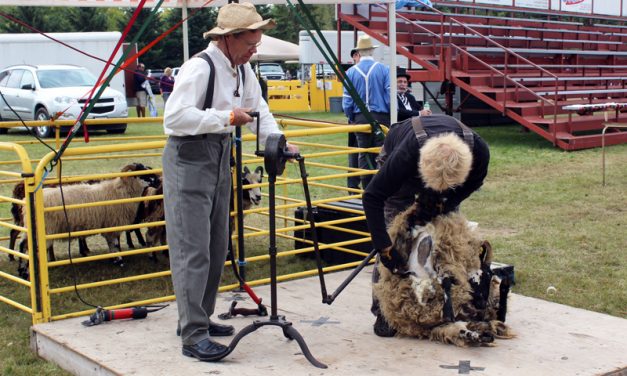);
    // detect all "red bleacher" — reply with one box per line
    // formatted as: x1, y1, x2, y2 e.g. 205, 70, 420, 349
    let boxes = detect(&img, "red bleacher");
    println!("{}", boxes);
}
339, 3, 627, 150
